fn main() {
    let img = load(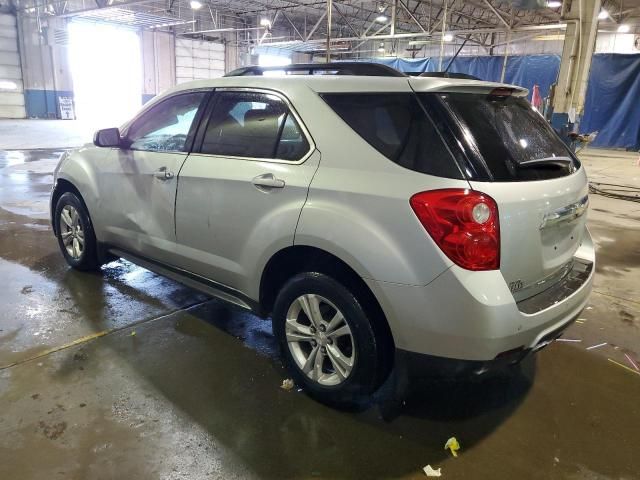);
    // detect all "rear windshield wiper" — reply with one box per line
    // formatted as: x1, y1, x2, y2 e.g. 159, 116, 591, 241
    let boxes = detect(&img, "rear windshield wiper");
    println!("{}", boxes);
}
518, 156, 573, 168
